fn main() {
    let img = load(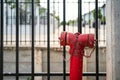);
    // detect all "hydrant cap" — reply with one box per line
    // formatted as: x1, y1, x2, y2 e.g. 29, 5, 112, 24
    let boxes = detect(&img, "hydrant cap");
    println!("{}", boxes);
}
59, 31, 76, 46
78, 34, 95, 48
59, 31, 67, 46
